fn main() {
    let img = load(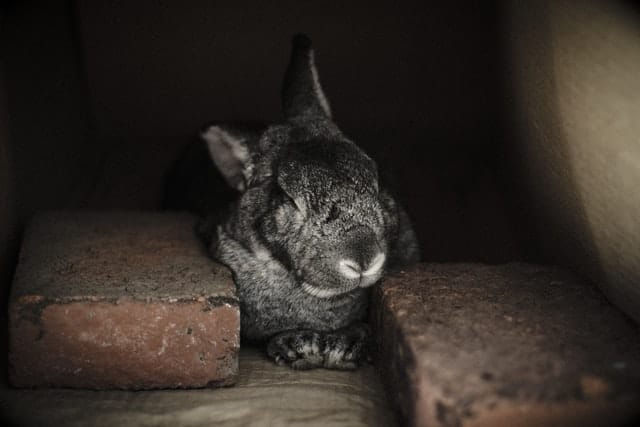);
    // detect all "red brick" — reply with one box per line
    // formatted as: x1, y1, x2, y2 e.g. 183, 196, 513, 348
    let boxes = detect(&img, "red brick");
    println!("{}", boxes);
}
371, 263, 640, 427
9, 212, 239, 389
